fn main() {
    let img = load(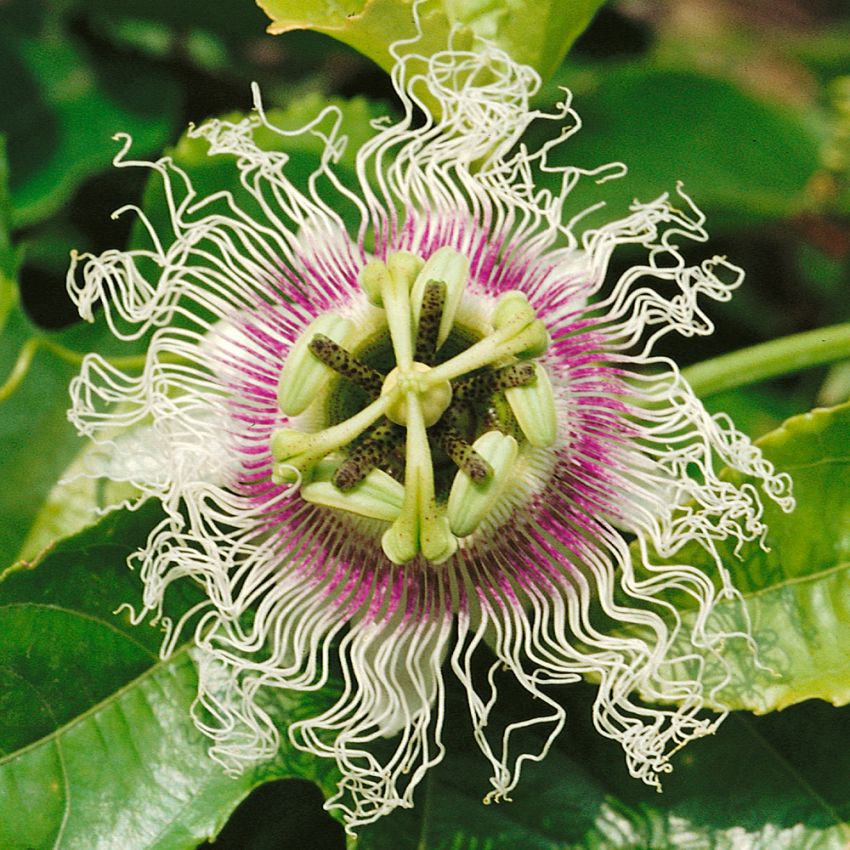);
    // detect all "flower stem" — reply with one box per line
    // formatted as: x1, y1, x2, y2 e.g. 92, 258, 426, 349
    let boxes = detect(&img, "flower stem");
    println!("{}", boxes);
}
0, 337, 183, 404
682, 322, 850, 398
